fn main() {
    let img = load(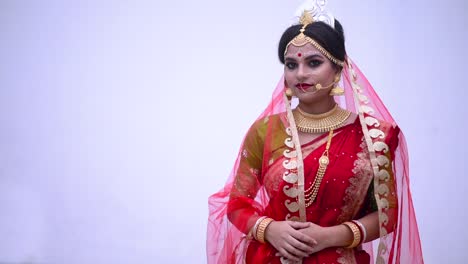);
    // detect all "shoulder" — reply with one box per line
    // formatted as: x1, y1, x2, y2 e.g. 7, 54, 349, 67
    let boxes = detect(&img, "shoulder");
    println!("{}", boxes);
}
377, 119, 400, 145
249, 113, 287, 135
243, 113, 289, 149
362, 115, 399, 136
363, 115, 400, 153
